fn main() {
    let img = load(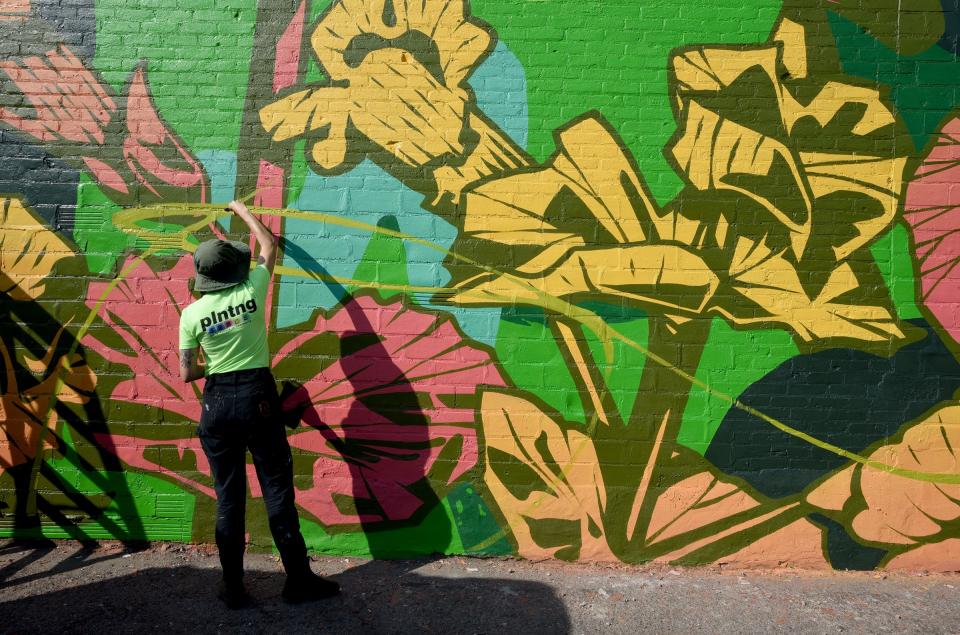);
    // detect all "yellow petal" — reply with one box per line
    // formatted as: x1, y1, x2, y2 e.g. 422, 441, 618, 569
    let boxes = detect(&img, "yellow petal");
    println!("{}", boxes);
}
347, 48, 468, 166
801, 152, 907, 261
670, 99, 812, 257
312, 0, 491, 88
460, 166, 584, 262
670, 45, 783, 109
550, 116, 654, 245
457, 114, 657, 270
772, 18, 808, 80
718, 236, 904, 343
310, 134, 349, 171
668, 40, 904, 261
400, 0, 492, 87
446, 244, 718, 314
480, 390, 614, 561
259, 88, 348, 143
310, 0, 366, 79
0, 197, 73, 301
